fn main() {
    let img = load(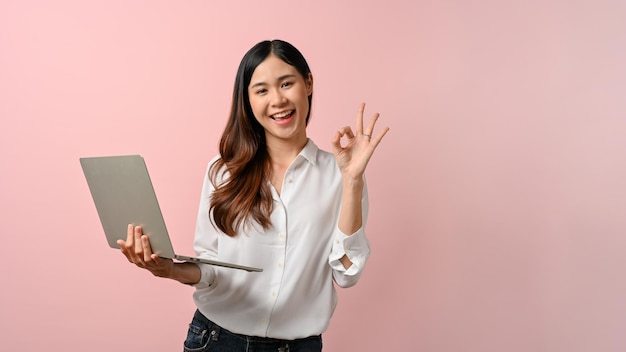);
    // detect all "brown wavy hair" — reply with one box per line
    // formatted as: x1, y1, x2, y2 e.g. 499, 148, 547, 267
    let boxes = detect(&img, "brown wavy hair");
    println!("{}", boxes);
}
209, 40, 313, 237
